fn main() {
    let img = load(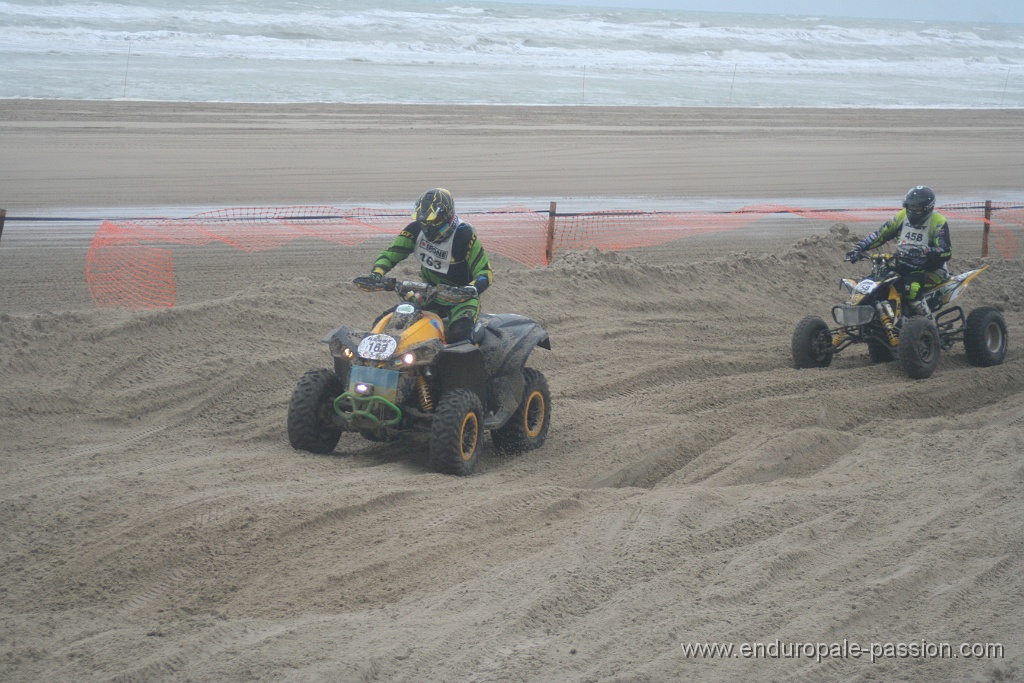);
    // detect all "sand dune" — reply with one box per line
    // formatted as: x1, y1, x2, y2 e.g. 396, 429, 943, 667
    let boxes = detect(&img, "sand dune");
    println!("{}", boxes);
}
1, 102, 1023, 682
2, 223, 1022, 682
